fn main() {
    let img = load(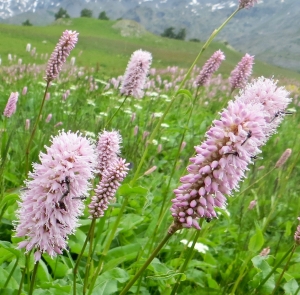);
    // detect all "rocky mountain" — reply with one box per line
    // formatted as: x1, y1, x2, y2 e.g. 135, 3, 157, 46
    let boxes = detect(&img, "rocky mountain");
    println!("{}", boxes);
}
0, 0, 299, 72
